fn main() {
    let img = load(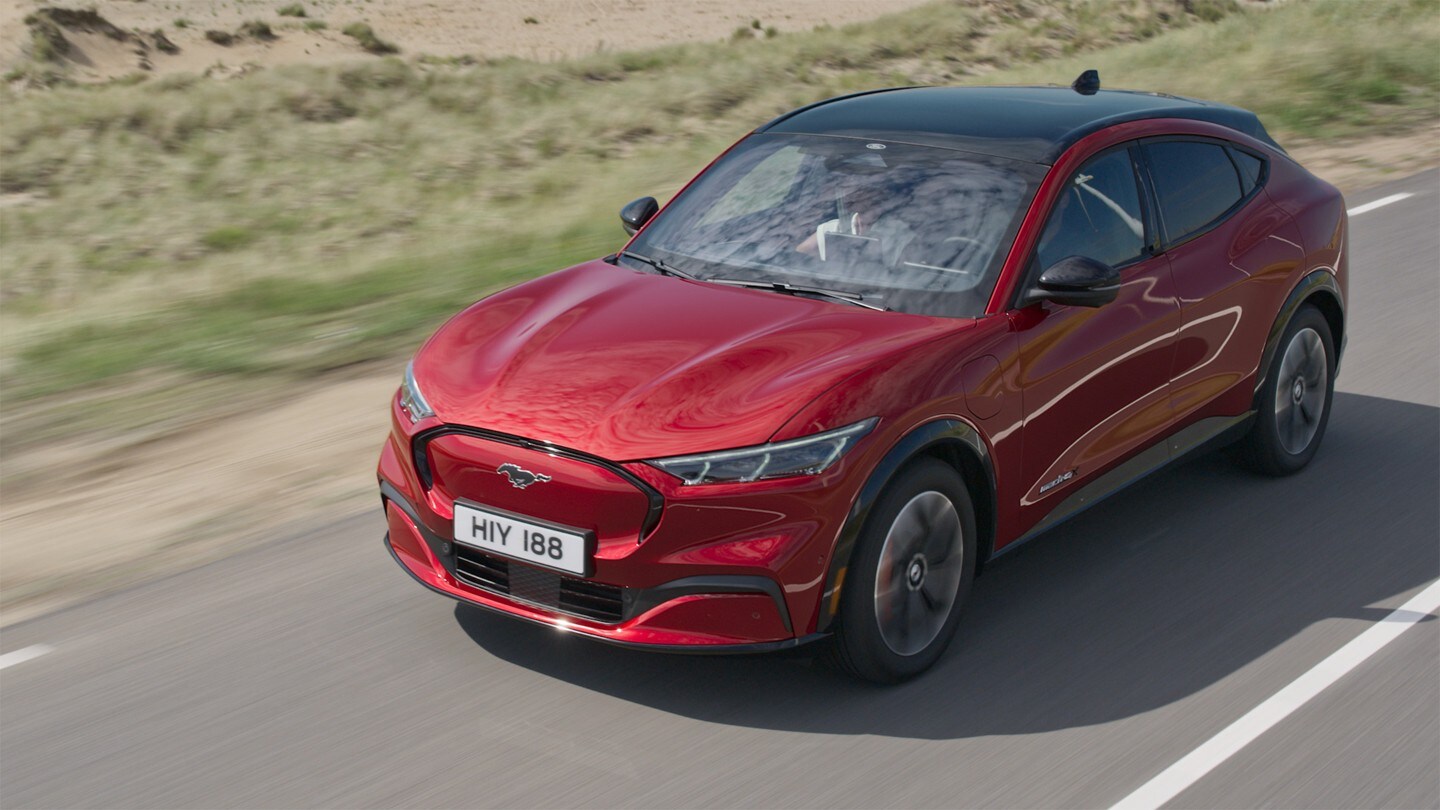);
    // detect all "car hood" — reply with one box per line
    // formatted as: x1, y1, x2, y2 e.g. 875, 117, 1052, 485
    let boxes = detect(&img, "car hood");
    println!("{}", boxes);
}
413, 260, 969, 460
